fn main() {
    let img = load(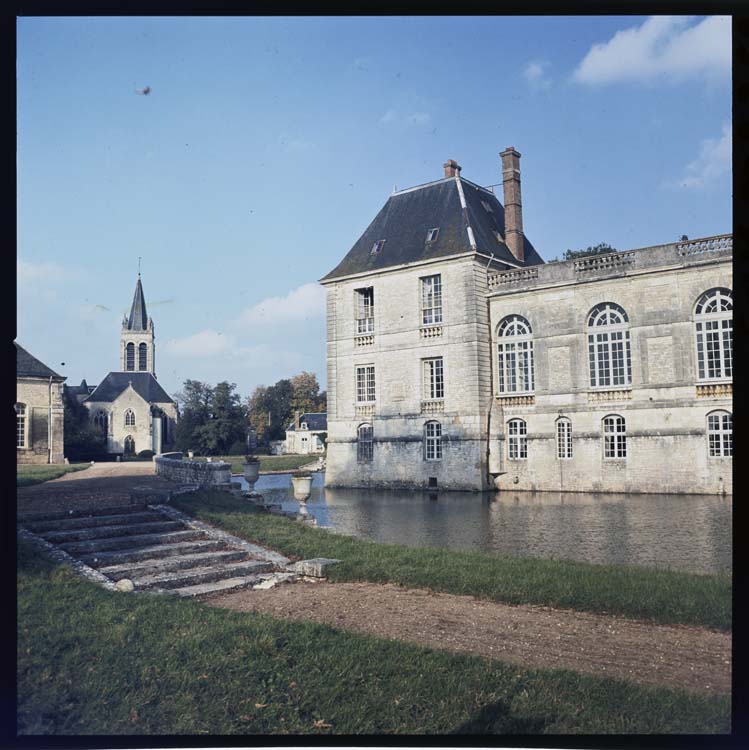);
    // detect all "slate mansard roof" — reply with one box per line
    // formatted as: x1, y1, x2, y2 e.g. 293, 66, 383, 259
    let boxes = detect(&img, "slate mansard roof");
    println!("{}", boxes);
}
85, 372, 174, 405
15, 342, 65, 381
321, 176, 544, 282
287, 413, 327, 432
127, 277, 150, 331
